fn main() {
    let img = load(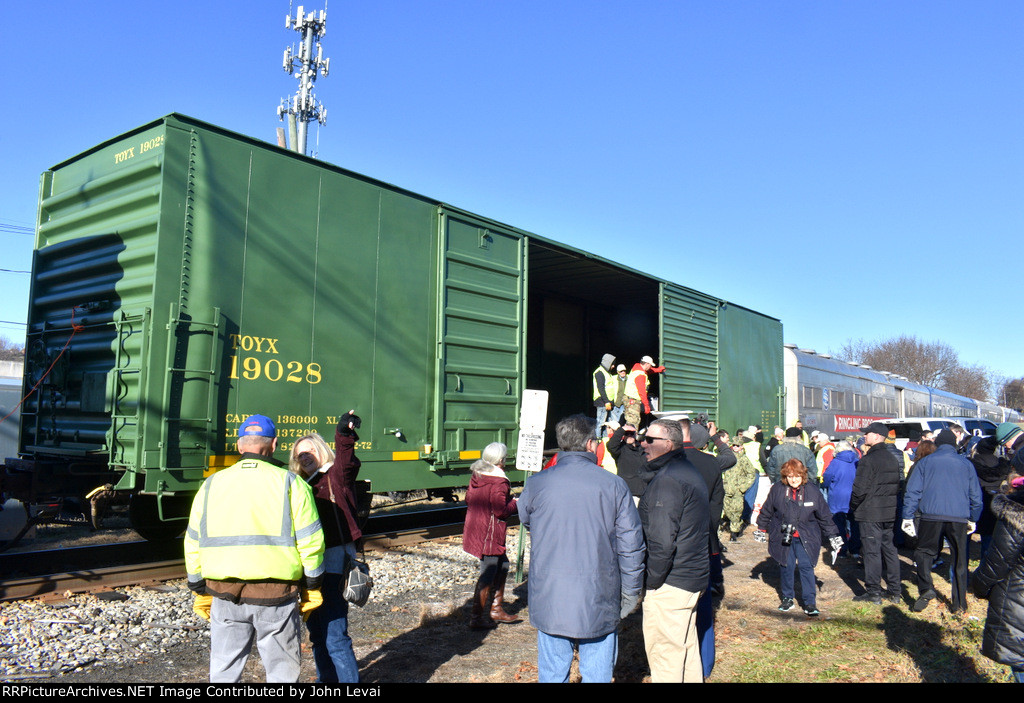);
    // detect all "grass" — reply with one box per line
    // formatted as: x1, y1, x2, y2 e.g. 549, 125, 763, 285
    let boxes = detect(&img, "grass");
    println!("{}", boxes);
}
712, 599, 1011, 683
701, 540, 1019, 684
